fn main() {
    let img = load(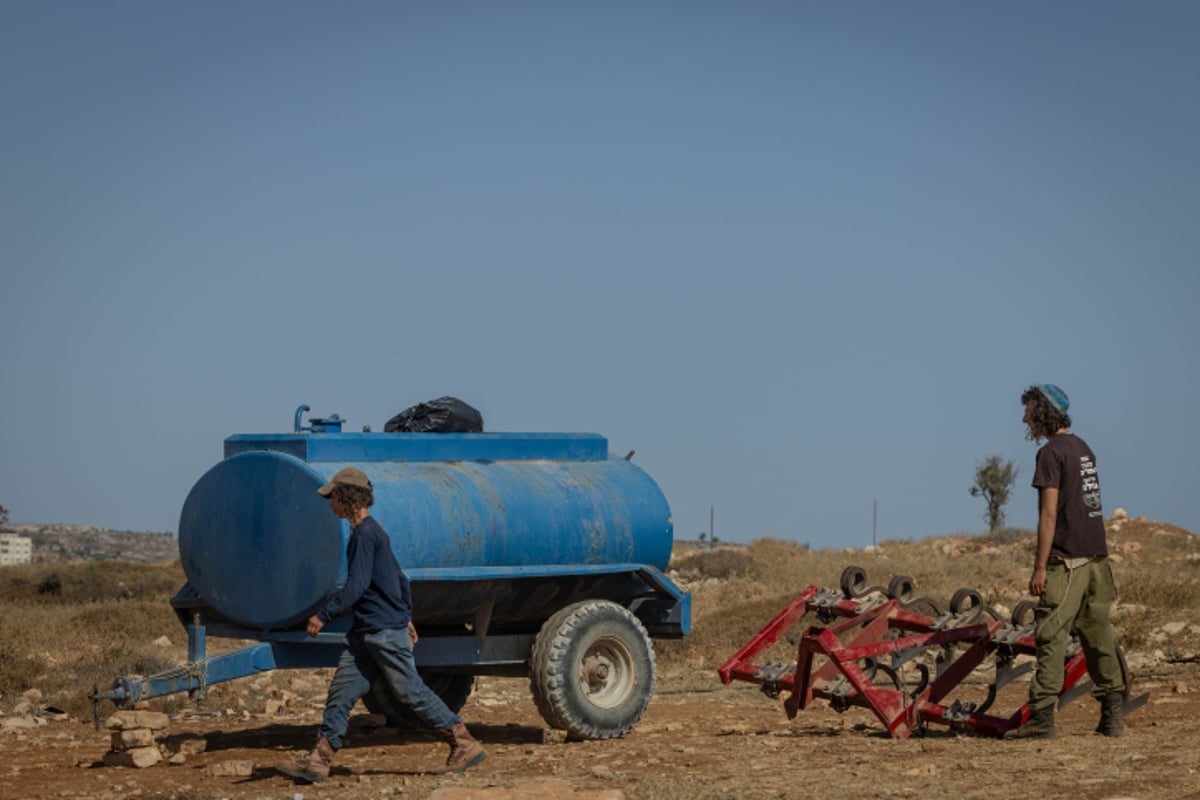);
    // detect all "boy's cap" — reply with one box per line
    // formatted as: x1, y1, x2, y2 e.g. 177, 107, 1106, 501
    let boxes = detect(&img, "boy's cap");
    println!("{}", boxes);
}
1038, 384, 1070, 415
317, 466, 373, 496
